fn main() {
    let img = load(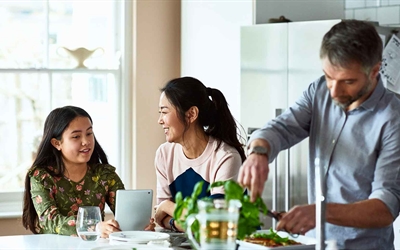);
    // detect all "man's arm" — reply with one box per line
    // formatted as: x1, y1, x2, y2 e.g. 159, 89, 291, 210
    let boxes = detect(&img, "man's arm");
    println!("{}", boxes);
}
327, 199, 393, 228
248, 139, 271, 153
276, 199, 394, 234
238, 139, 271, 202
